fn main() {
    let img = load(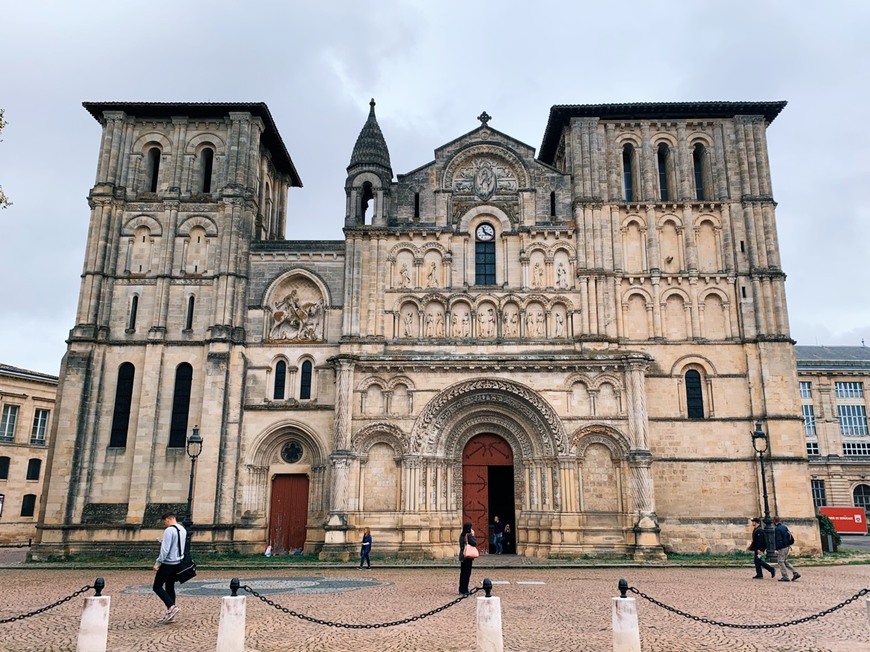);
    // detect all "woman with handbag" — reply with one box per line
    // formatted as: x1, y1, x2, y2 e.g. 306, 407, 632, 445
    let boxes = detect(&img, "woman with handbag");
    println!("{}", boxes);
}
458, 522, 478, 596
